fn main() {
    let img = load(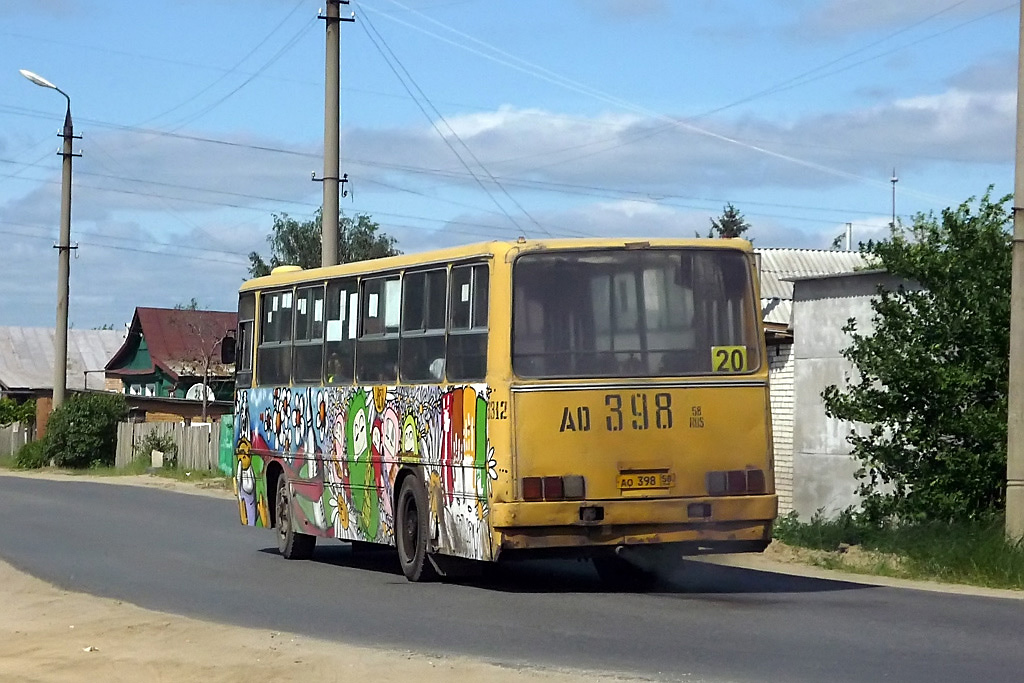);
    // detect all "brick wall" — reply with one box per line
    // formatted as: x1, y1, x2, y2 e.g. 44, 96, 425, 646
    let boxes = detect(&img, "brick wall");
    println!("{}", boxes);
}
768, 342, 794, 514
